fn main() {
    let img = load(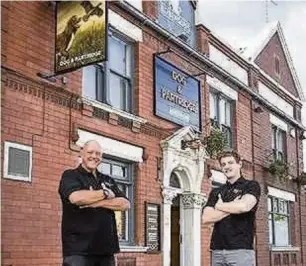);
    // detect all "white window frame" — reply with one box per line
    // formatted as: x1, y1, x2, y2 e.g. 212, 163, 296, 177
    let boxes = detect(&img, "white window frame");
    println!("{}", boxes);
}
3, 142, 32, 182
82, 29, 134, 113
268, 187, 295, 248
